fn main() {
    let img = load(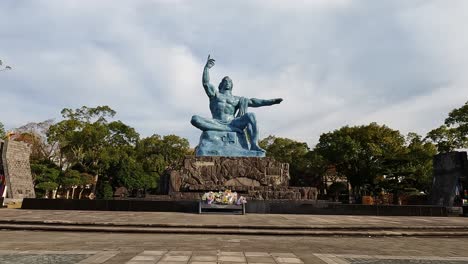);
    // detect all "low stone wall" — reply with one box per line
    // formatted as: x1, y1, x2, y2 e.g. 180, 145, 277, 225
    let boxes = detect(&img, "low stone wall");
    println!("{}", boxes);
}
21, 198, 448, 216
